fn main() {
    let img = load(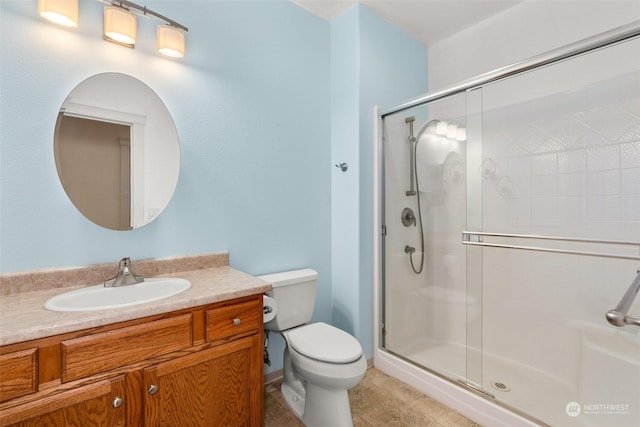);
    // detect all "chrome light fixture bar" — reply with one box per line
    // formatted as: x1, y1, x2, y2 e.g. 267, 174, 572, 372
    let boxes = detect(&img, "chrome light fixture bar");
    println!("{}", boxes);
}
106, 0, 188, 33
39, 0, 189, 58
103, 0, 188, 57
